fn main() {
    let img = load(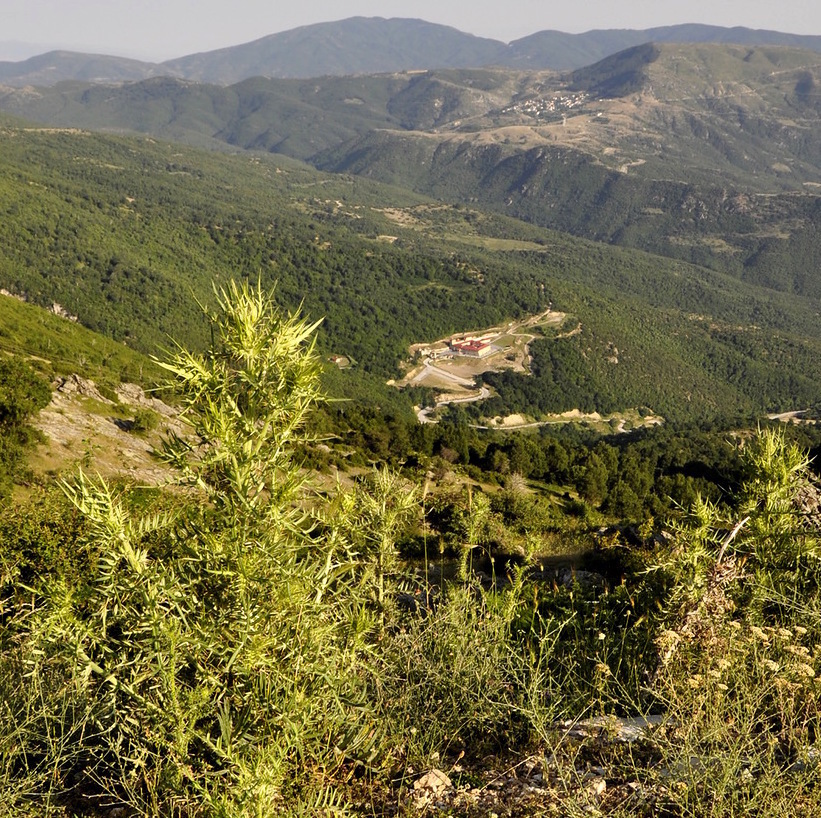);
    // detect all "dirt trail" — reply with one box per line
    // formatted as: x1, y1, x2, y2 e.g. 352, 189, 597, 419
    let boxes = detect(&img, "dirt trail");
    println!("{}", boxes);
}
416, 386, 490, 424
